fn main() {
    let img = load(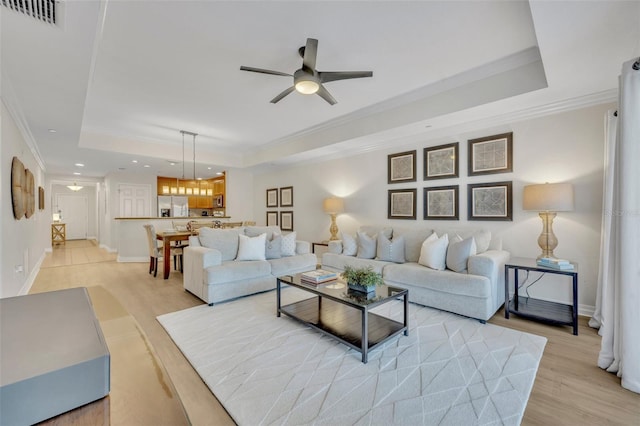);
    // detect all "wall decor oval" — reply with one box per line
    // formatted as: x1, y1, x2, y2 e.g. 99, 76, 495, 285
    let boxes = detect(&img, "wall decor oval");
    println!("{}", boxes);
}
24, 169, 35, 218
11, 156, 26, 220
